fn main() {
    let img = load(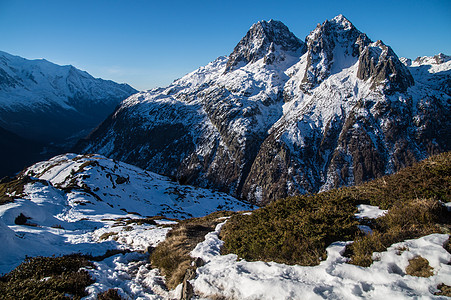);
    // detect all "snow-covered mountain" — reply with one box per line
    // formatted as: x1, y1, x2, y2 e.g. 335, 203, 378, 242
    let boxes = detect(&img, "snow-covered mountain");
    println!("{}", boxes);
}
0, 50, 137, 144
76, 15, 450, 205
0, 153, 252, 273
